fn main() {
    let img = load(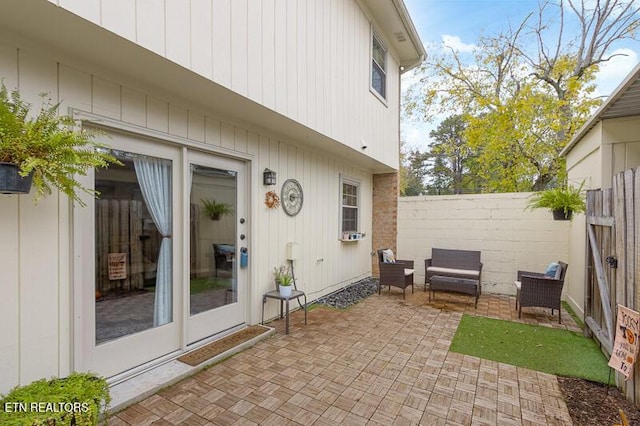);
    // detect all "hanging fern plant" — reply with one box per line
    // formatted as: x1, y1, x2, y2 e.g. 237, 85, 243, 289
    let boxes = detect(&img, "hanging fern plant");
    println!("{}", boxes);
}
201, 198, 234, 220
526, 181, 586, 220
0, 84, 121, 205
